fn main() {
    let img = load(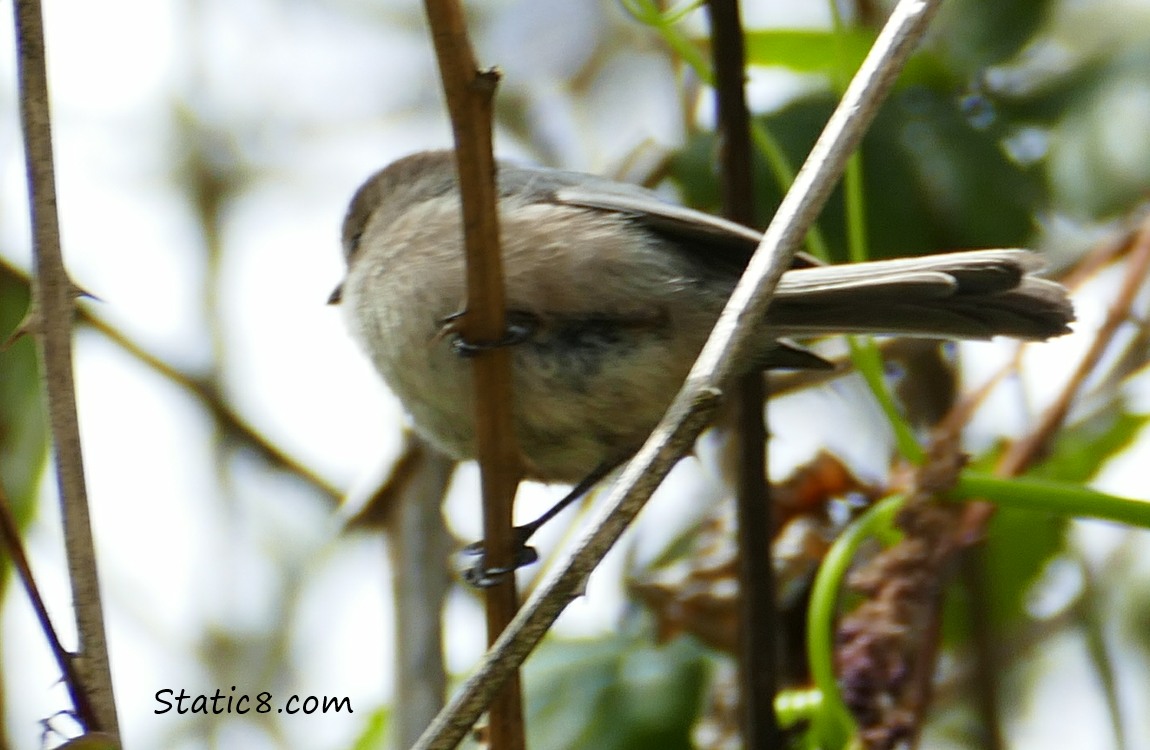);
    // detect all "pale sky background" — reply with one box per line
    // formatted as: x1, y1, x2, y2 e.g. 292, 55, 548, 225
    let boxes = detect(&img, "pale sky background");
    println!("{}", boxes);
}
2, 1, 1150, 749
